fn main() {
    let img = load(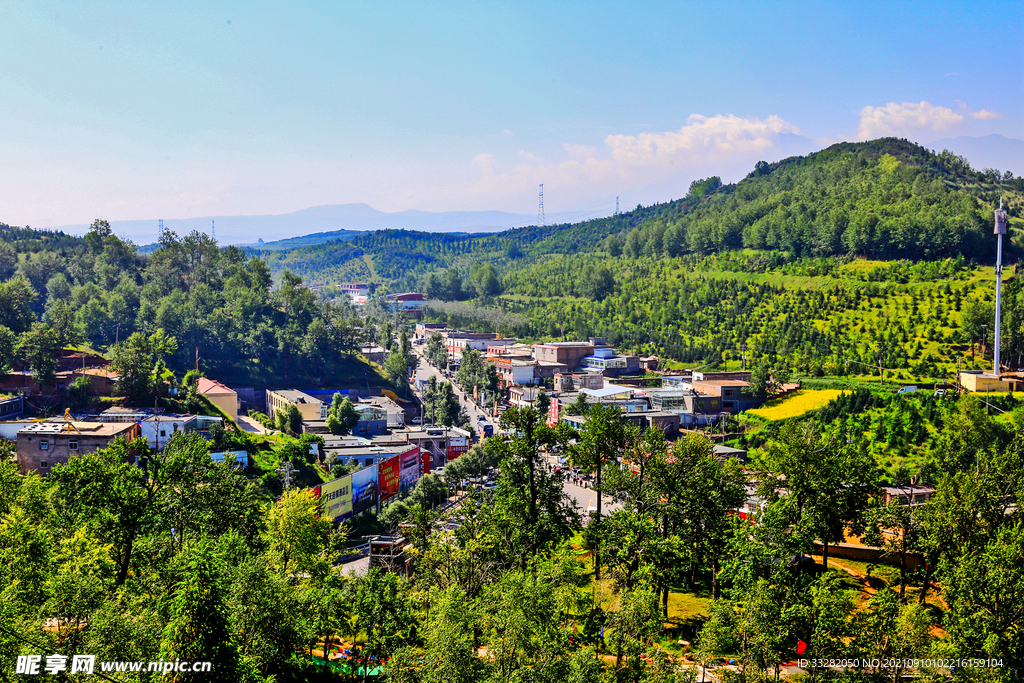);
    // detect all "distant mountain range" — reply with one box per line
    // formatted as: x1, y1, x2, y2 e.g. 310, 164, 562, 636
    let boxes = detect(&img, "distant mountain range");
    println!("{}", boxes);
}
927, 134, 1024, 177
46, 135, 1022, 249
53, 203, 536, 246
